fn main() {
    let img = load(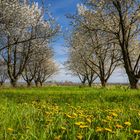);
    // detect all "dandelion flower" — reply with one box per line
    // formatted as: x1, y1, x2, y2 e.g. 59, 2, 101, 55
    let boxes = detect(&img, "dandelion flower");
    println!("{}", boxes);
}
79, 114, 86, 118
104, 128, 113, 132
79, 125, 88, 129
133, 130, 140, 134
7, 128, 14, 132
96, 127, 103, 132
115, 124, 123, 129
124, 121, 131, 126
75, 122, 85, 126
65, 114, 75, 119
106, 116, 113, 120
111, 112, 118, 117
73, 113, 78, 117
86, 118, 92, 123
102, 119, 108, 123
54, 135, 61, 140
76, 134, 83, 140
61, 126, 66, 131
